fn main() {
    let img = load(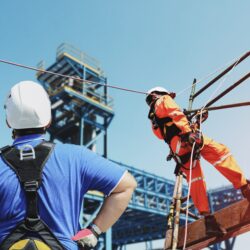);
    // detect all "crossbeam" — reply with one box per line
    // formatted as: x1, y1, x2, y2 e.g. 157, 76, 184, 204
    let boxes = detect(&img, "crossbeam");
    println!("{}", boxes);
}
166, 199, 250, 249
205, 72, 250, 108
185, 101, 250, 114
